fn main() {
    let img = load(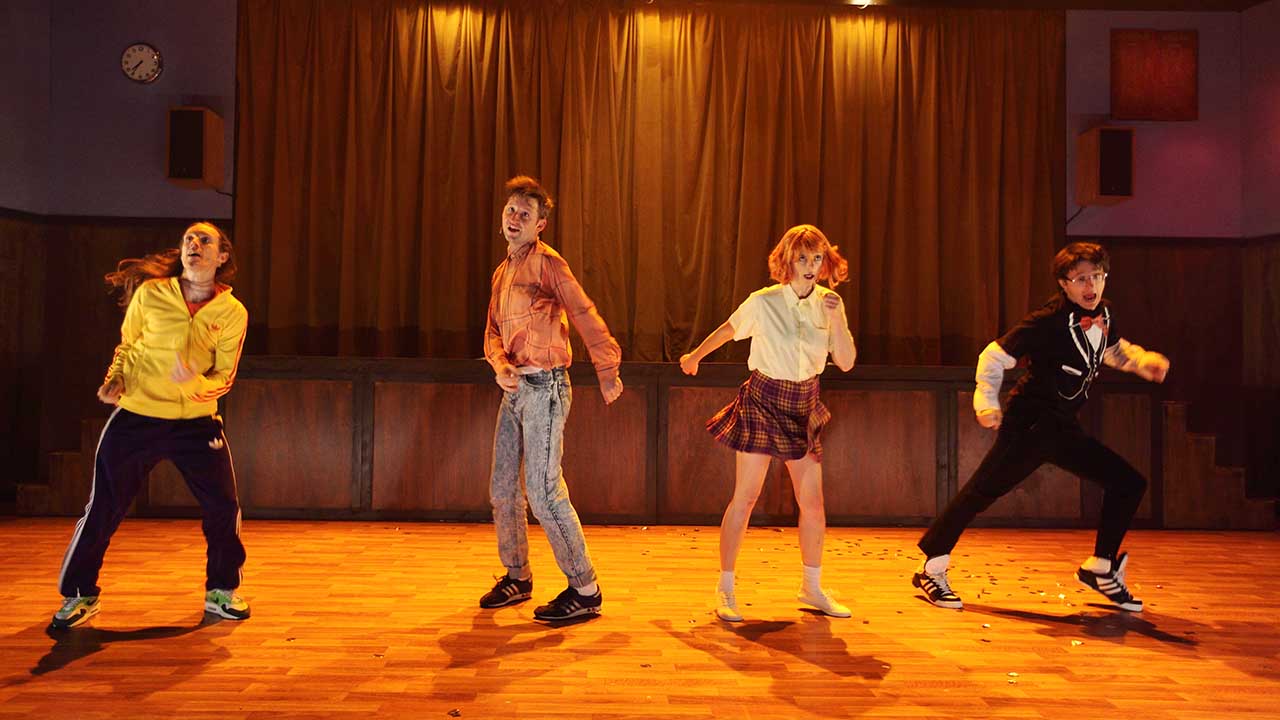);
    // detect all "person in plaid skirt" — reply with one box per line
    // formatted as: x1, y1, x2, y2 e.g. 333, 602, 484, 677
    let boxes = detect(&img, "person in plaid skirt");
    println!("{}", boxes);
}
679, 224, 857, 622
